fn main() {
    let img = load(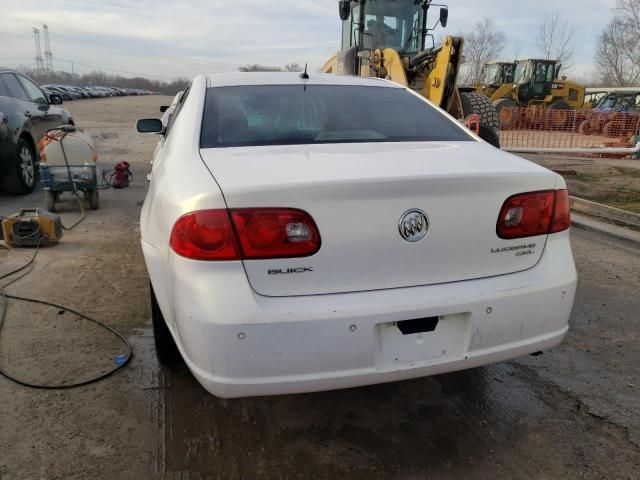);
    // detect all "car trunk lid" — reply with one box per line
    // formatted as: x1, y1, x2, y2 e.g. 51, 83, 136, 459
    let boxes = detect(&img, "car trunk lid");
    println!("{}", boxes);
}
199, 141, 557, 297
